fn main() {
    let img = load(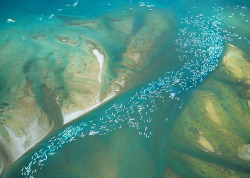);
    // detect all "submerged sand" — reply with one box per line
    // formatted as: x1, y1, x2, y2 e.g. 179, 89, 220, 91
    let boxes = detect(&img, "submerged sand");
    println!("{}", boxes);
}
205, 99, 222, 125
223, 44, 250, 84
171, 43, 250, 177
0, 9, 173, 174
